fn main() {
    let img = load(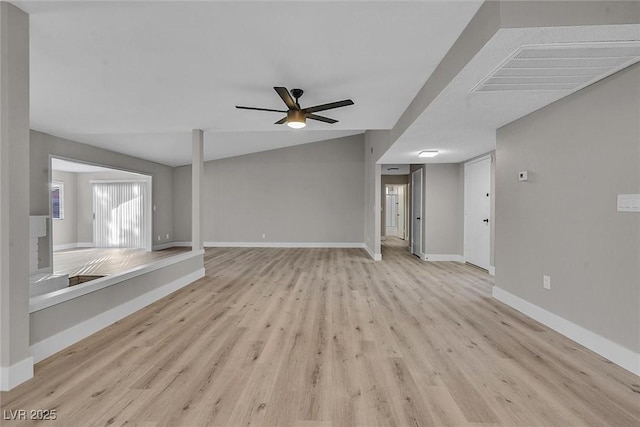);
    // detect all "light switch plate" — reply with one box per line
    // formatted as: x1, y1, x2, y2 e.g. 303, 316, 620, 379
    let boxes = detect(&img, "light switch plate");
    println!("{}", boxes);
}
617, 194, 640, 212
